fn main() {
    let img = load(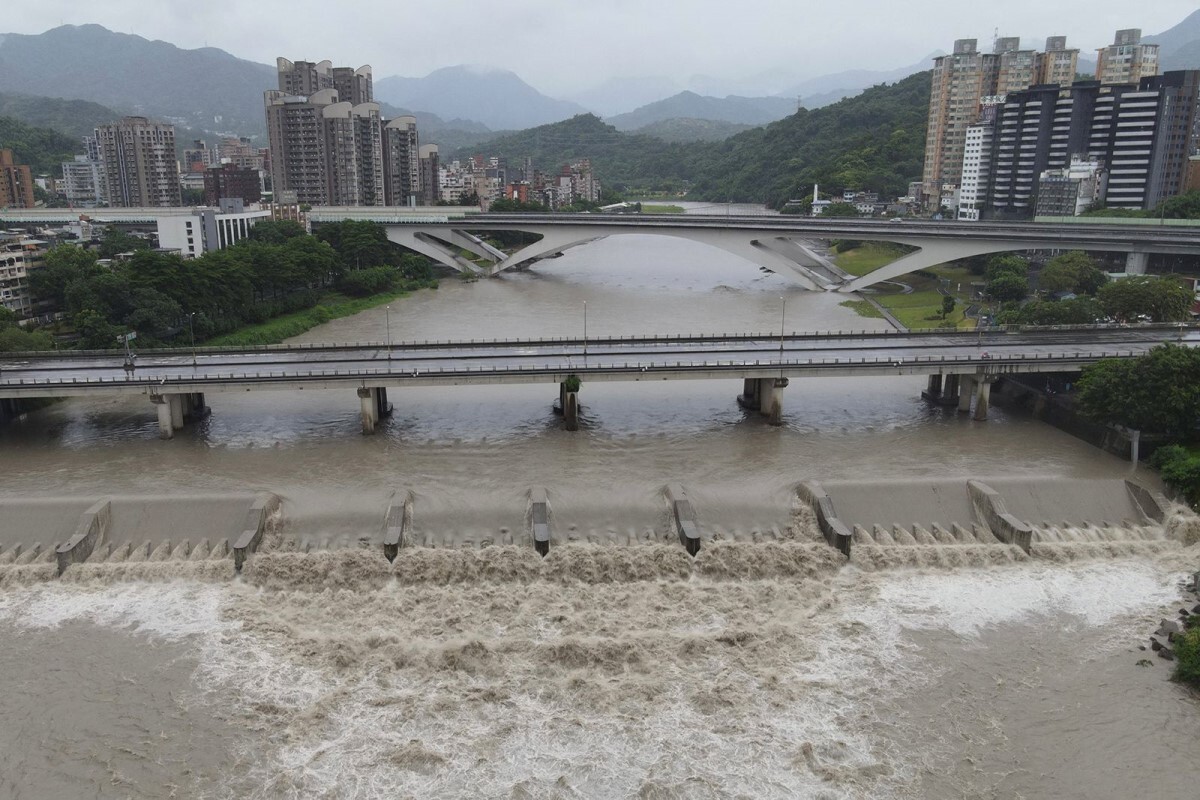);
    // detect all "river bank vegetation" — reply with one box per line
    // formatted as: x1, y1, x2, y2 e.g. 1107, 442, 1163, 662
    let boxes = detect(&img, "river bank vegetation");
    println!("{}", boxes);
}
1, 220, 438, 353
